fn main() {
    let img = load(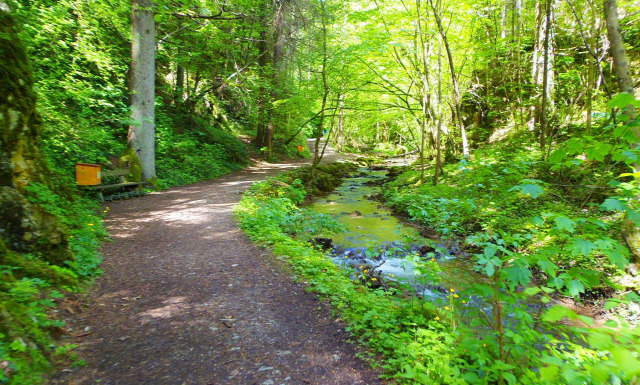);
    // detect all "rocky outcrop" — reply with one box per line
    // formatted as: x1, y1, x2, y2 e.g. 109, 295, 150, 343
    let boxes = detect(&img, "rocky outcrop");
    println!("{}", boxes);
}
0, 8, 71, 264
